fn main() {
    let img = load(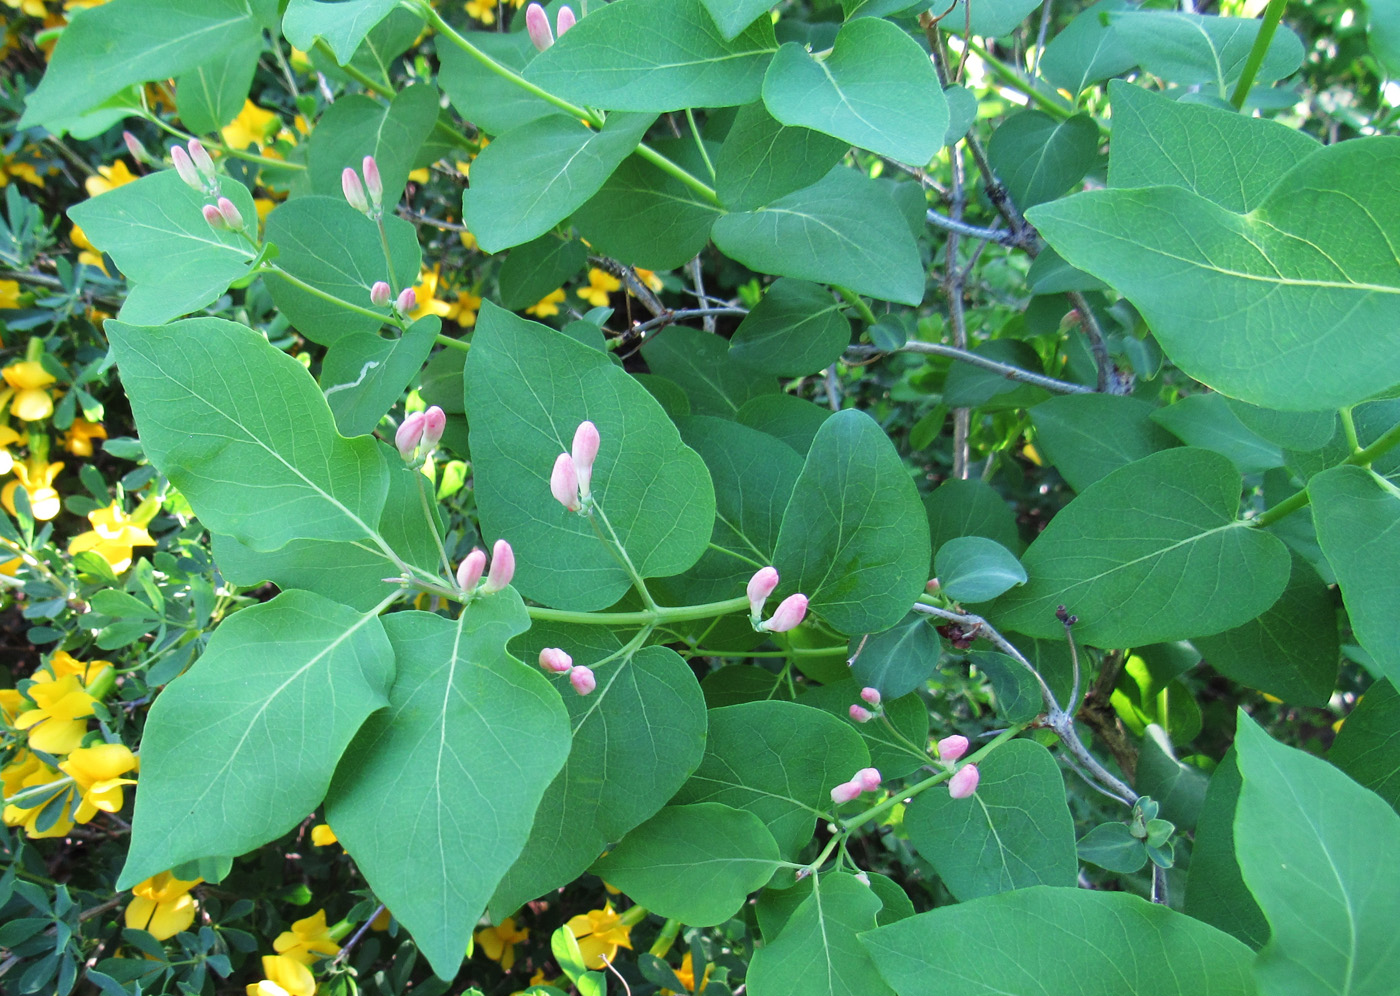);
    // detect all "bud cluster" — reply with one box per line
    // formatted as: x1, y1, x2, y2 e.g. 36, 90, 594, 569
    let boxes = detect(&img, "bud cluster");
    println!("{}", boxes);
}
456, 538, 515, 595
745, 567, 809, 634
830, 767, 882, 804
525, 2, 576, 51
535, 646, 596, 696
550, 420, 600, 513
935, 733, 979, 798
343, 156, 385, 219
848, 686, 882, 724
171, 139, 249, 235
395, 406, 446, 465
